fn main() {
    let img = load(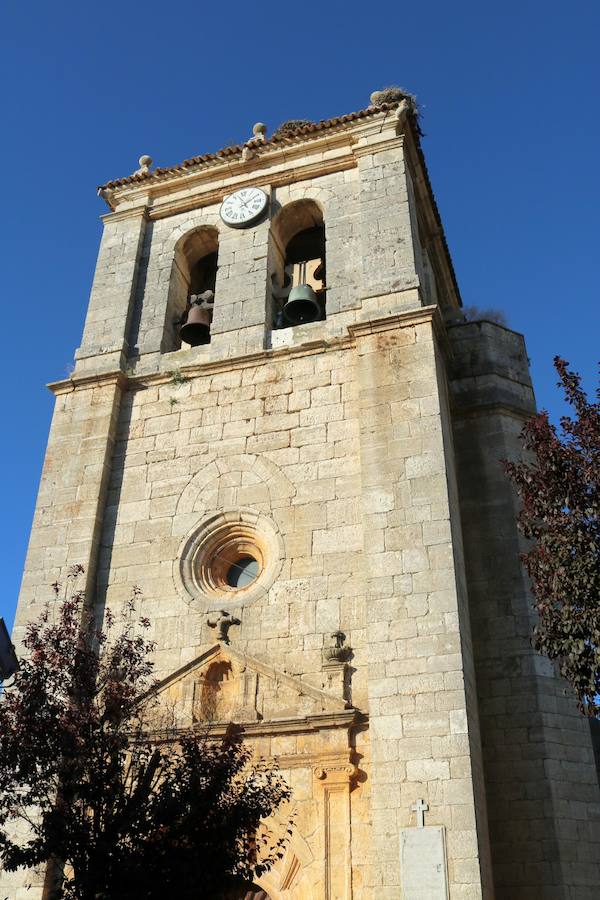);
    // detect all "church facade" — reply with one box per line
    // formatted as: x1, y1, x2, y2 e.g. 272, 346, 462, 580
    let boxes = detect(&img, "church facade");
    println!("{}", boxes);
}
3, 90, 599, 899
